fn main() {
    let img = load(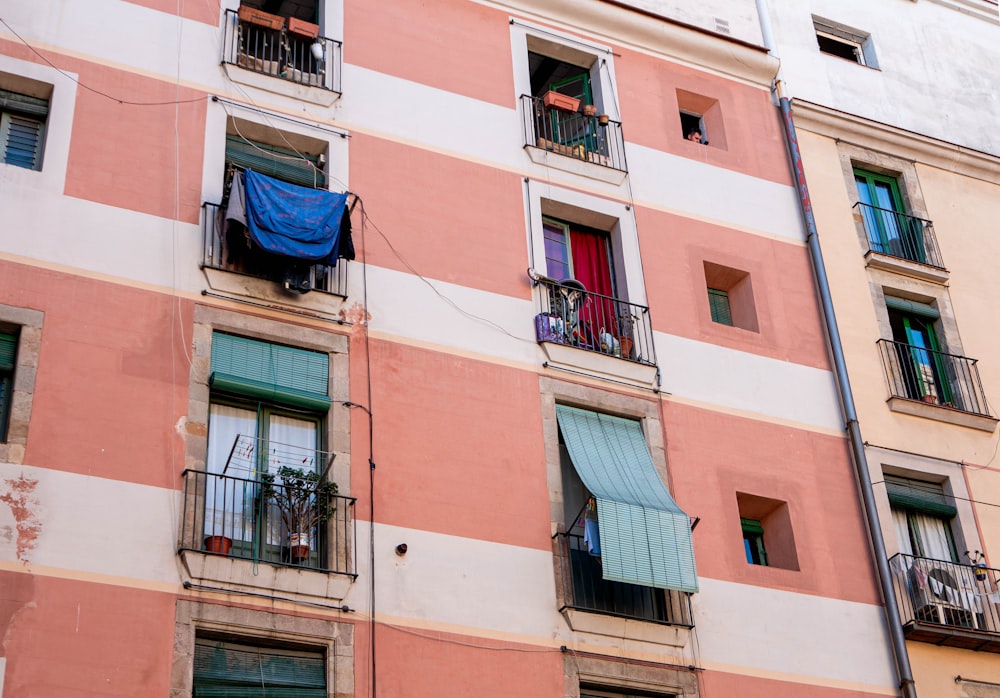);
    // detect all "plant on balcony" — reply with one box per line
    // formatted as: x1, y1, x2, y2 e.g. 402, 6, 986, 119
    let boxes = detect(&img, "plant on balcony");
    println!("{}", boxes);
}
260, 466, 338, 561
